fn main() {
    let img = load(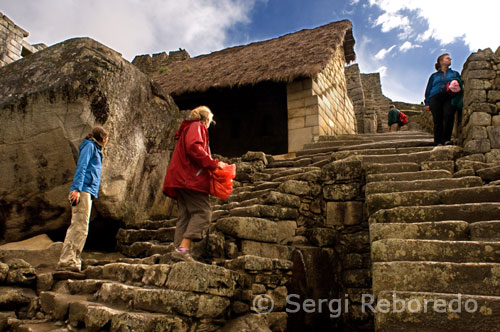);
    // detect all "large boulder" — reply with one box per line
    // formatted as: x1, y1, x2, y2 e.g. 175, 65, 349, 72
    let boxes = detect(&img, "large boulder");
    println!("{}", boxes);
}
0, 37, 182, 244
